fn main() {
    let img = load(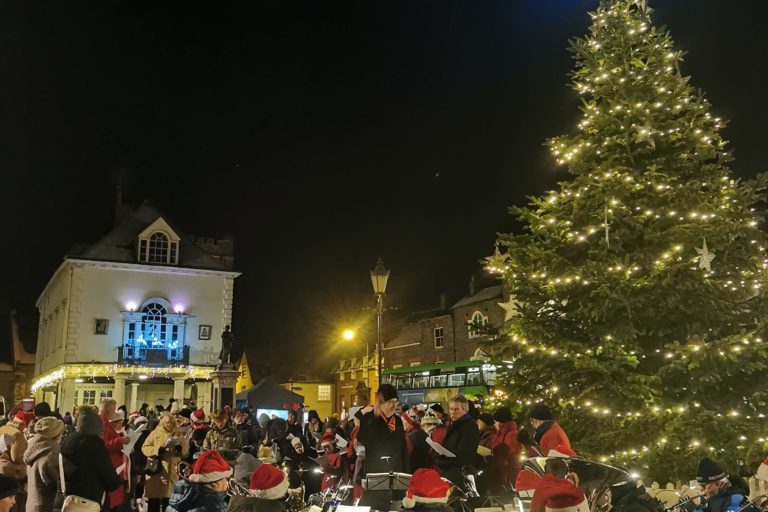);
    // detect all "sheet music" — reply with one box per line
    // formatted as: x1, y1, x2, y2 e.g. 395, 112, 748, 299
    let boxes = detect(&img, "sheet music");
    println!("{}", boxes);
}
426, 437, 455, 458
122, 423, 147, 456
